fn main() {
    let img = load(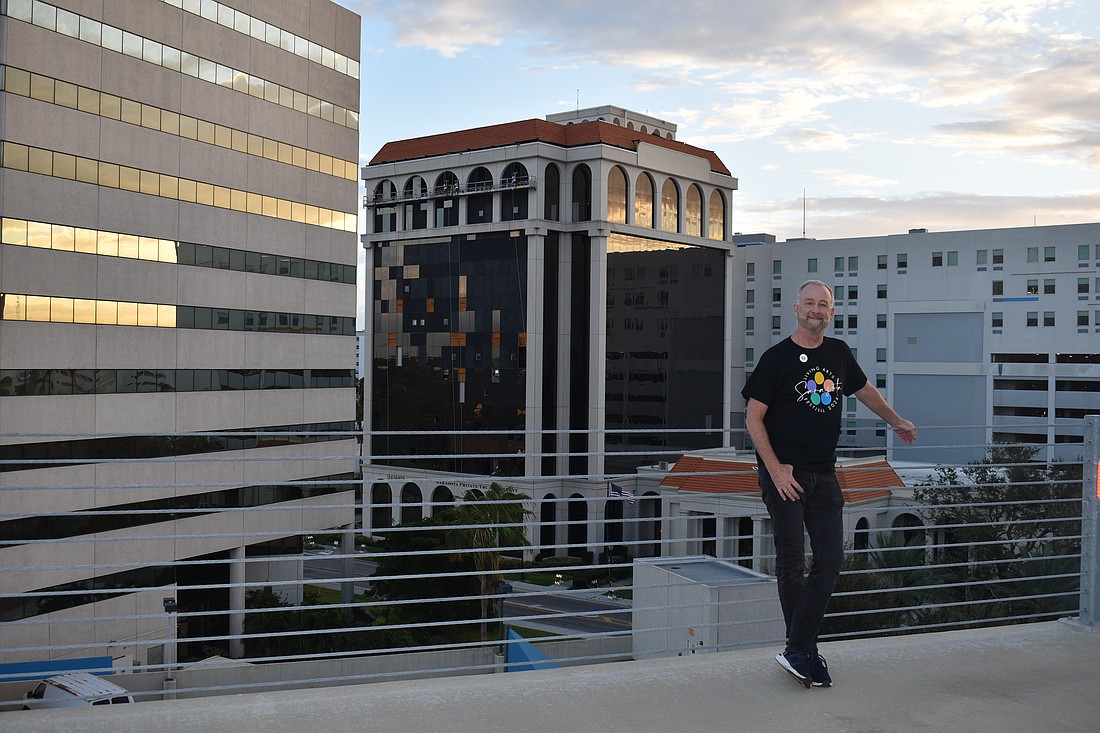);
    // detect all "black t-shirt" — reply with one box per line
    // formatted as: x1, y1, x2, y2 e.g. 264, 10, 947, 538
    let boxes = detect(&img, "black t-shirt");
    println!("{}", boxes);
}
741, 336, 868, 472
